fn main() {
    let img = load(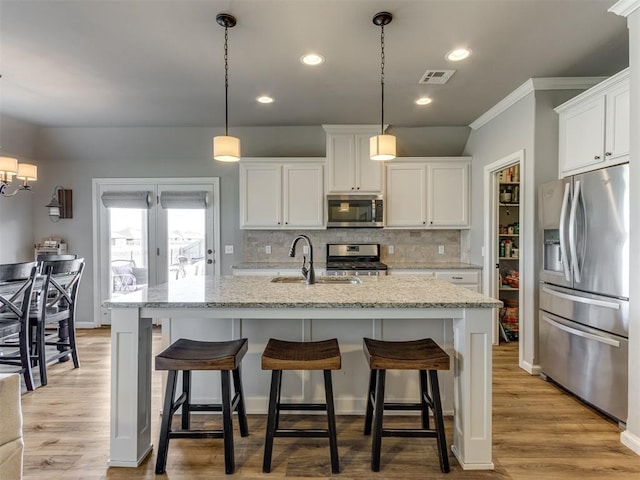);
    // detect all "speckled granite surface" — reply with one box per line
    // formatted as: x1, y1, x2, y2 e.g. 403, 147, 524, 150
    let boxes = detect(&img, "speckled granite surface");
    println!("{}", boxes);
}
105, 275, 501, 309
386, 262, 482, 270
233, 262, 326, 270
